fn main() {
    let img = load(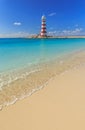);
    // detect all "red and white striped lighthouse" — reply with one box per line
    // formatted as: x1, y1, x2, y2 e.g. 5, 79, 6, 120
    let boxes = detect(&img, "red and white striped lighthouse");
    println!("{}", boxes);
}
40, 15, 47, 37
